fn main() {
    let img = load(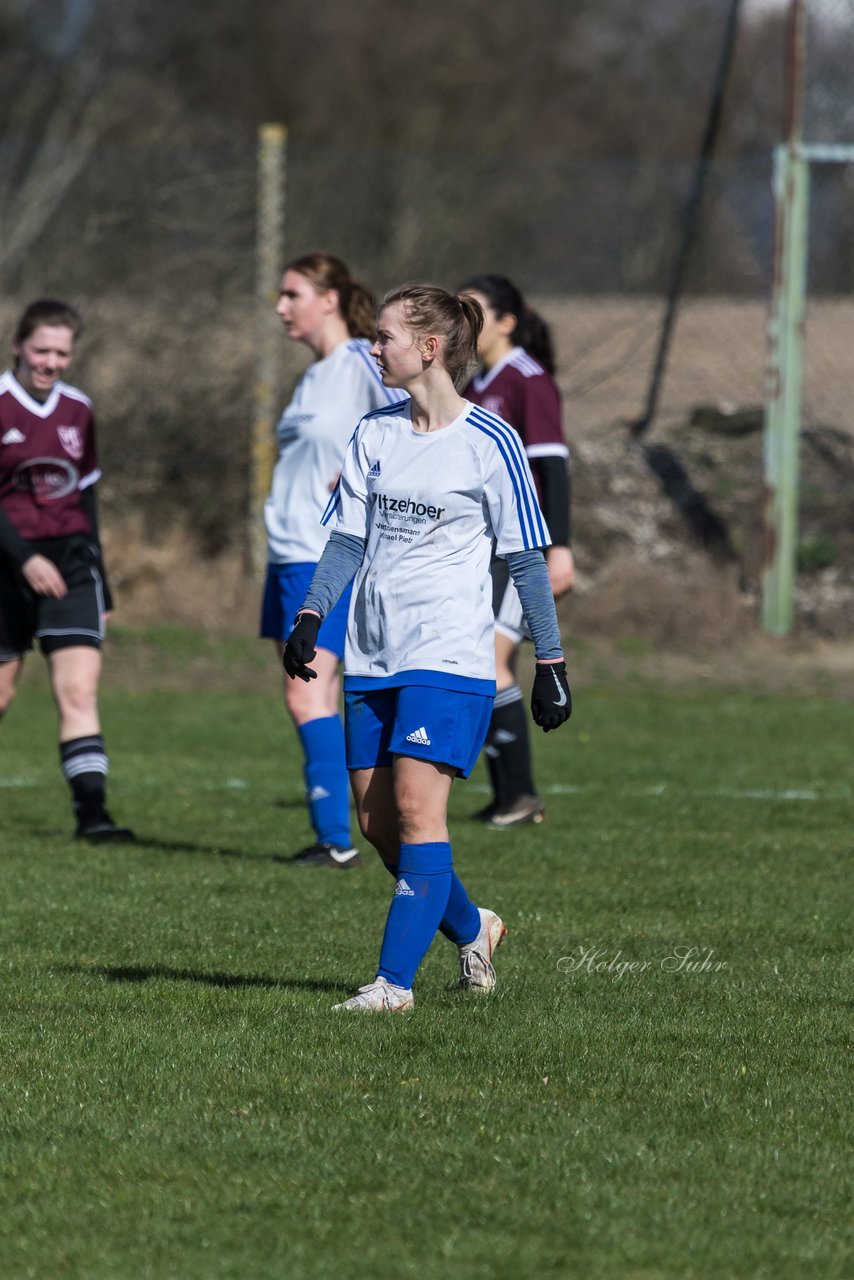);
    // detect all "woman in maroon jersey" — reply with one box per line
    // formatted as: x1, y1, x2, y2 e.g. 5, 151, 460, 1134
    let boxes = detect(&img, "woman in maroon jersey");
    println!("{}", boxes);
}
459, 274, 574, 829
0, 299, 134, 842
